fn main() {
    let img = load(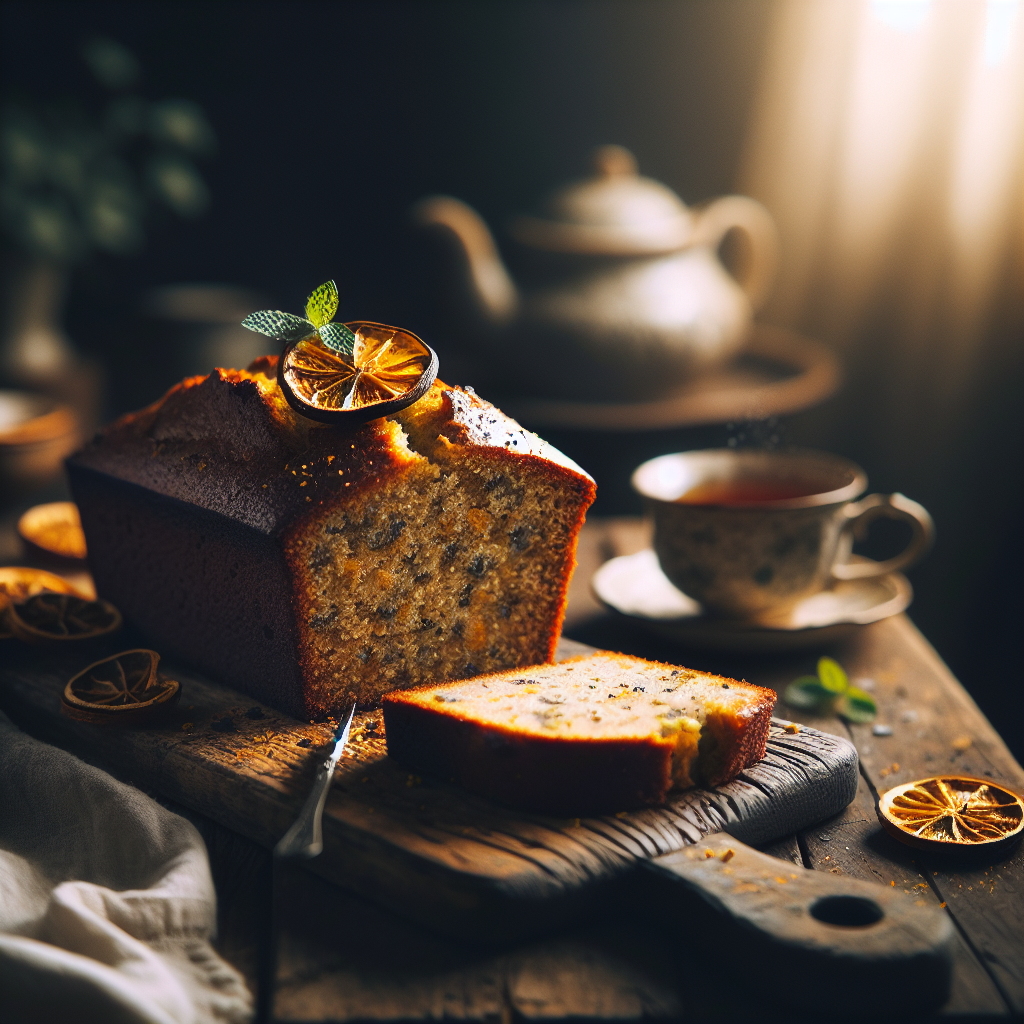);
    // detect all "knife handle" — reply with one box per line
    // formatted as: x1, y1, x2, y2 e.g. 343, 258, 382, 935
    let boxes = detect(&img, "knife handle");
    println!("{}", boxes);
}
644, 833, 954, 1014
274, 757, 336, 860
